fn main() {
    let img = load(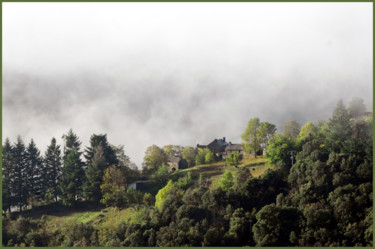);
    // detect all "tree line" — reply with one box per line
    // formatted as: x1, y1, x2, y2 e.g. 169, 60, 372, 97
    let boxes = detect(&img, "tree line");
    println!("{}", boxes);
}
2, 130, 140, 213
